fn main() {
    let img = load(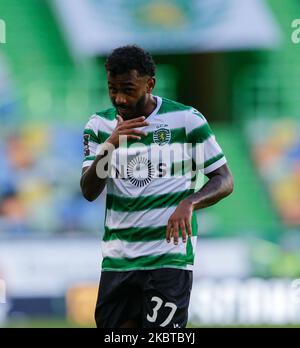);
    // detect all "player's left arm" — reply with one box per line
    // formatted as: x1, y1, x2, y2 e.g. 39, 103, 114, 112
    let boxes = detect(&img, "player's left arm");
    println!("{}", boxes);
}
167, 109, 234, 244
186, 163, 233, 210
166, 164, 233, 244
